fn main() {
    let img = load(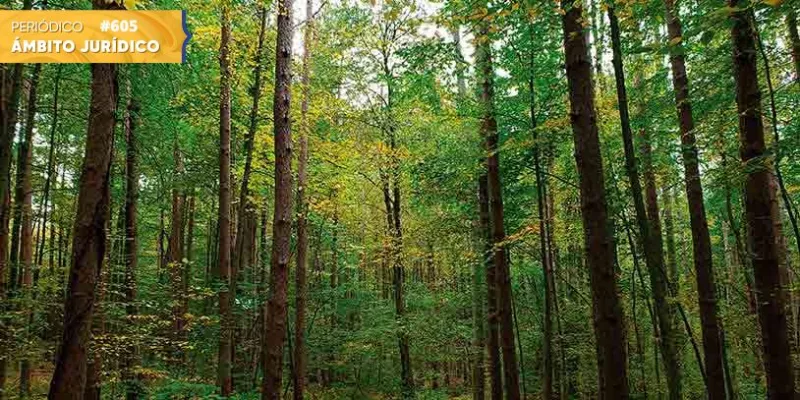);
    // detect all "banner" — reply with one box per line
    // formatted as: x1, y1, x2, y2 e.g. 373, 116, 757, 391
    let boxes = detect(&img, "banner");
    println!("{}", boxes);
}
0, 10, 190, 63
